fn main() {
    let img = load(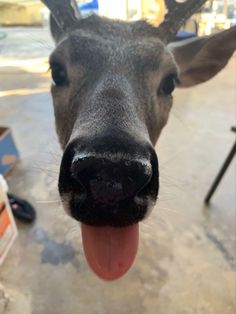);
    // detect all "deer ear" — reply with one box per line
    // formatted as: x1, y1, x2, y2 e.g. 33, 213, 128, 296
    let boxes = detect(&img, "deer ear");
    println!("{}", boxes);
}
50, 14, 64, 43
168, 26, 236, 87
